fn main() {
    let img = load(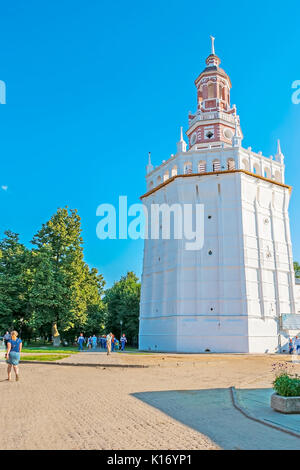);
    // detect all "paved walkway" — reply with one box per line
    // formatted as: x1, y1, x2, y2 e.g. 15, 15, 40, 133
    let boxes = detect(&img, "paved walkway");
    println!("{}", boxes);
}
234, 388, 300, 435
134, 388, 300, 450
1, 353, 300, 449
